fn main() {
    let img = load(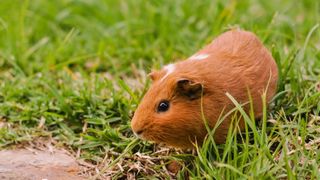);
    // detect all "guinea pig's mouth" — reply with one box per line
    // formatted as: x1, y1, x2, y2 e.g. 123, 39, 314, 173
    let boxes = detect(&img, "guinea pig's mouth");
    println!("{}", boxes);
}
133, 129, 158, 143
